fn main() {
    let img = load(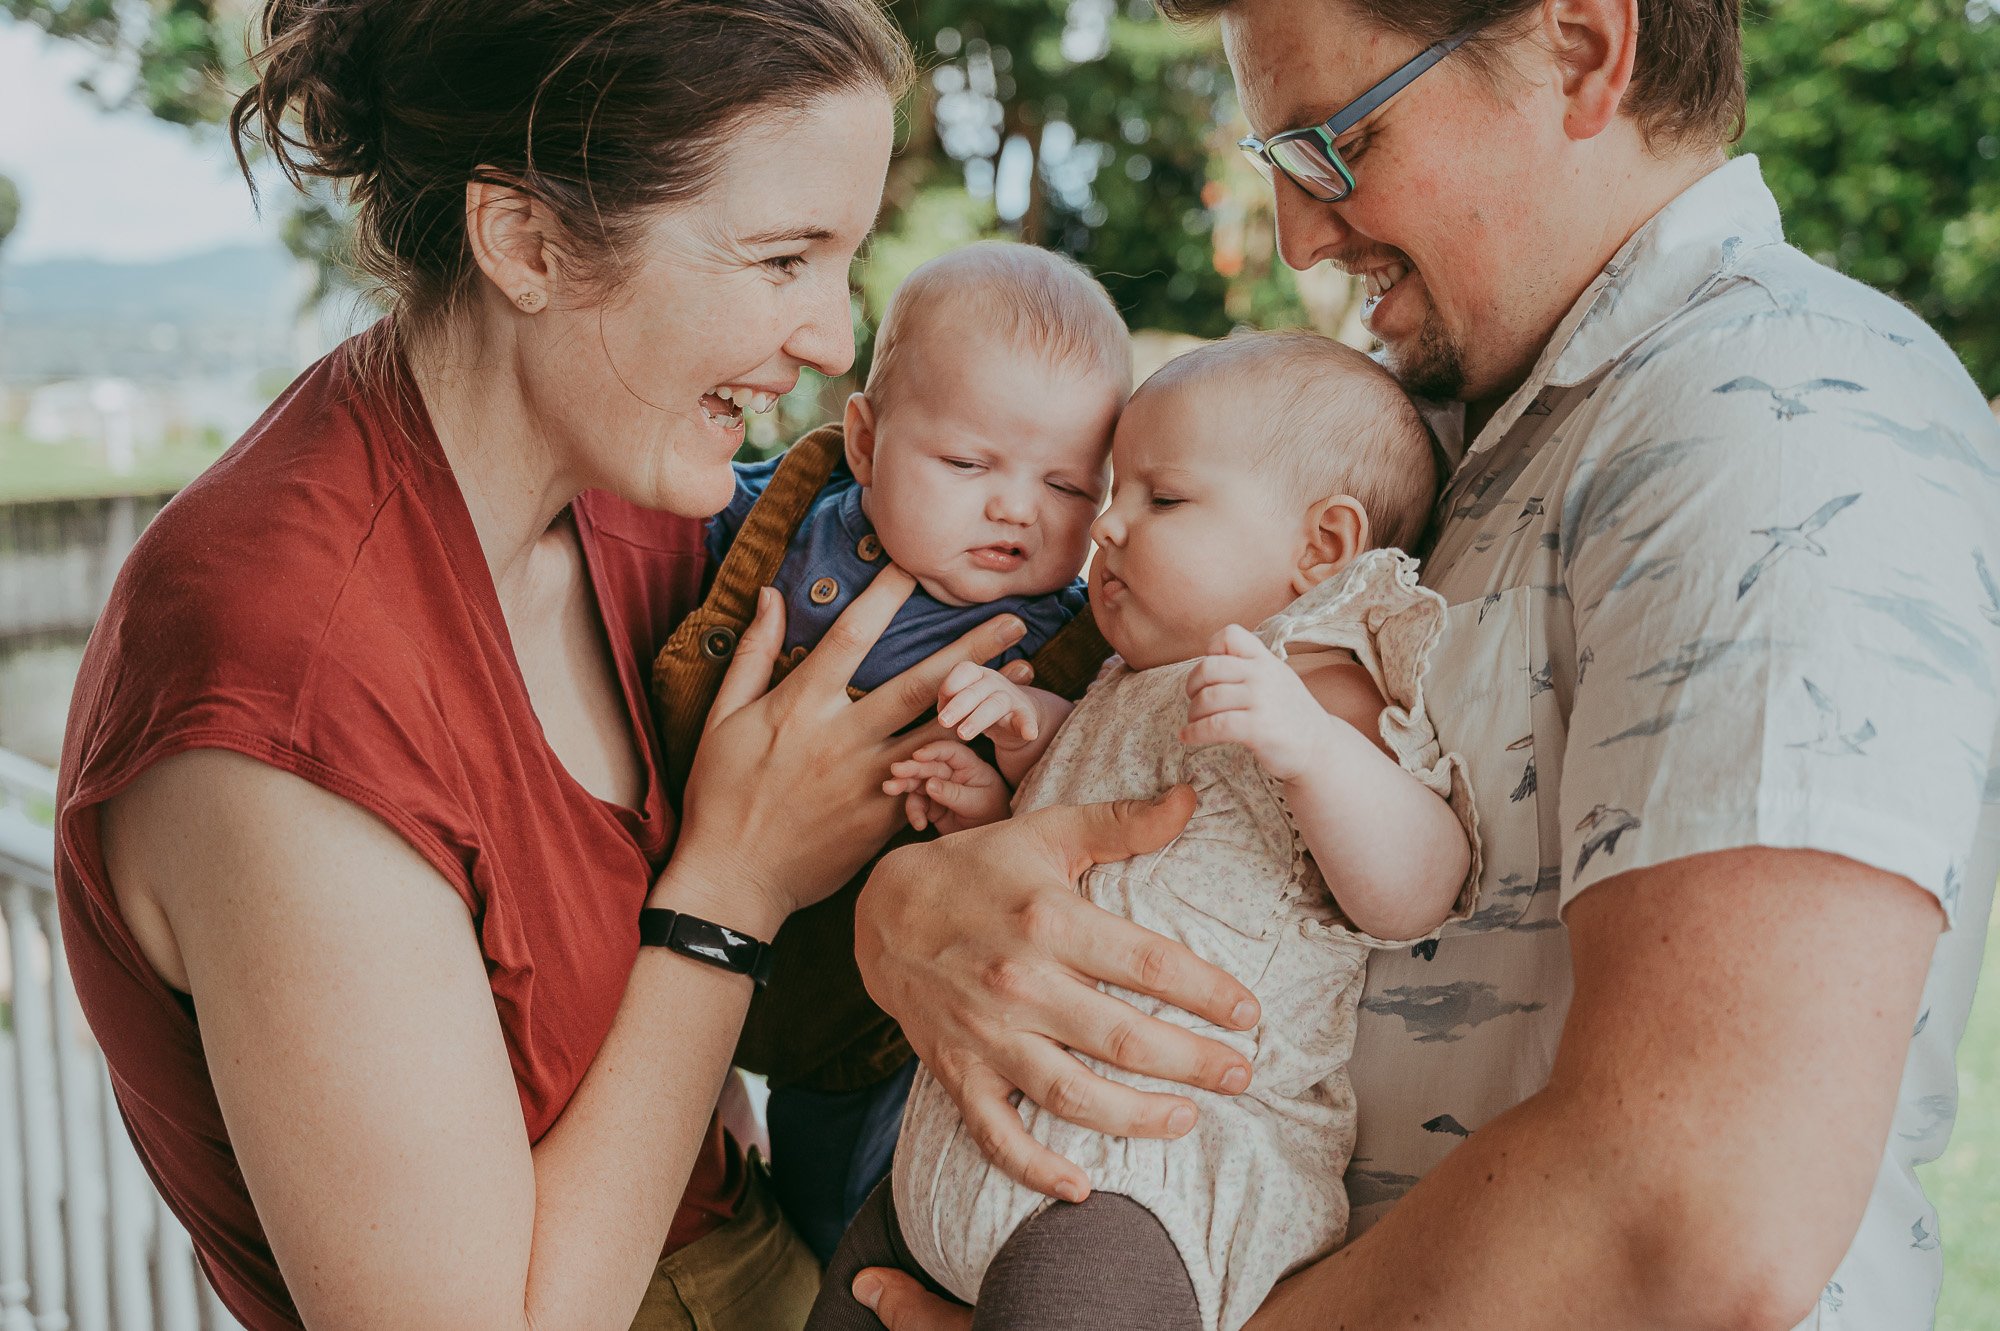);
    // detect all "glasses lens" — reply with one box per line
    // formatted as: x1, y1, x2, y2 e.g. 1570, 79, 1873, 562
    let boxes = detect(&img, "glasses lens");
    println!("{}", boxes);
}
1267, 136, 1351, 202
